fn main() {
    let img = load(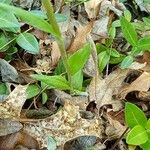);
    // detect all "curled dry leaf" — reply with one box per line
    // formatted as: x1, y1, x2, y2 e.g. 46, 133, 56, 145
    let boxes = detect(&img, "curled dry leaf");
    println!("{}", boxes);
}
137, 91, 150, 101
88, 69, 129, 109
10, 59, 35, 84
0, 85, 27, 119
0, 131, 39, 150
51, 41, 61, 67
68, 22, 93, 53
84, 0, 102, 19
91, 16, 109, 41
0, 59, 19, 83
105, 113, 126, 139
23, 99, 102, 149
118, 72, 150, 99
0, 119, 23, 136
